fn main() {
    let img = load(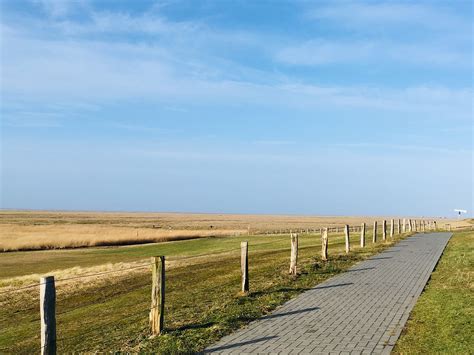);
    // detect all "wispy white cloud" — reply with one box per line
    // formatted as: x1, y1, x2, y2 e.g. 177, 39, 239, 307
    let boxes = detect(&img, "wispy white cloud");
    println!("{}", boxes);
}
1, 1, 472, 127
332, 142, 472, 155
308, 2, 470, 32
275, 39, 470, 68
32, 0, 90, 18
